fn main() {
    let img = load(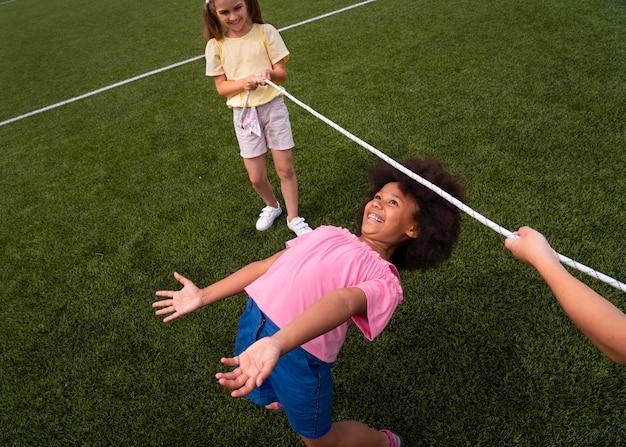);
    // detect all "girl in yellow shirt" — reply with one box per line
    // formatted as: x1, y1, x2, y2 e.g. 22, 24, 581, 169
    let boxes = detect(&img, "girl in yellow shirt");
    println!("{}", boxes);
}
204, 0, 312, 237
